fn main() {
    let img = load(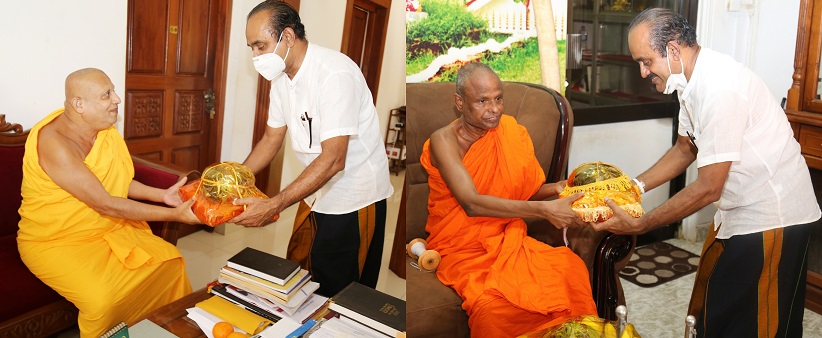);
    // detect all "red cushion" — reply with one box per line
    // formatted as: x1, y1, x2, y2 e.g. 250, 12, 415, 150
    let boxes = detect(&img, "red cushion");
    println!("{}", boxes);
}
133, 162, 179, 237
0, 234, 65, 322
0, 145, 24, 238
